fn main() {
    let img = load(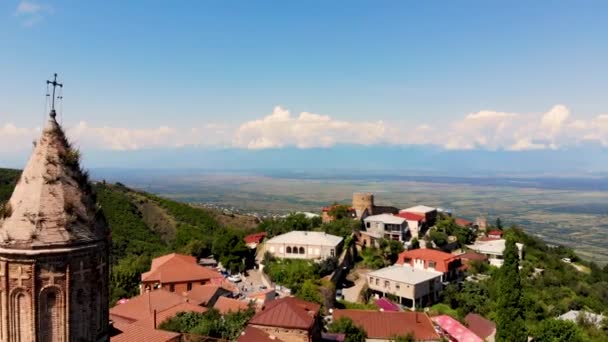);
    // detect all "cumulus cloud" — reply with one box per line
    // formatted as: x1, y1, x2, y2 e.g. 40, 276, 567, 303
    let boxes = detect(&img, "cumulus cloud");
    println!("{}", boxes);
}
14, 1, 53, 27
233, 106, 387, 149
3, 104, 608, 153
